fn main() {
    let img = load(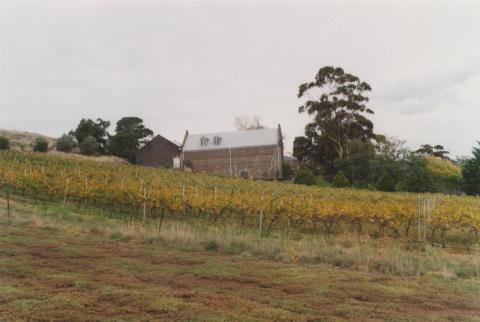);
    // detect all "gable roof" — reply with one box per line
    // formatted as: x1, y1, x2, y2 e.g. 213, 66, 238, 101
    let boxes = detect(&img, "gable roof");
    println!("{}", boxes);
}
139, 134, 179, 151
183, 128, 280, 152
